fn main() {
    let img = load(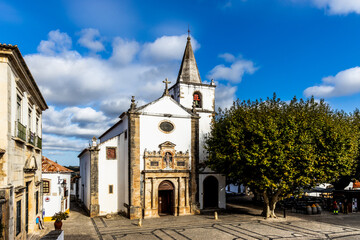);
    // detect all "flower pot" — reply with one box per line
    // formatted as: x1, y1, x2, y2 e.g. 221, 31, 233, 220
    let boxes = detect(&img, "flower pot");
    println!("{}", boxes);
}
54, 220, 62, 230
